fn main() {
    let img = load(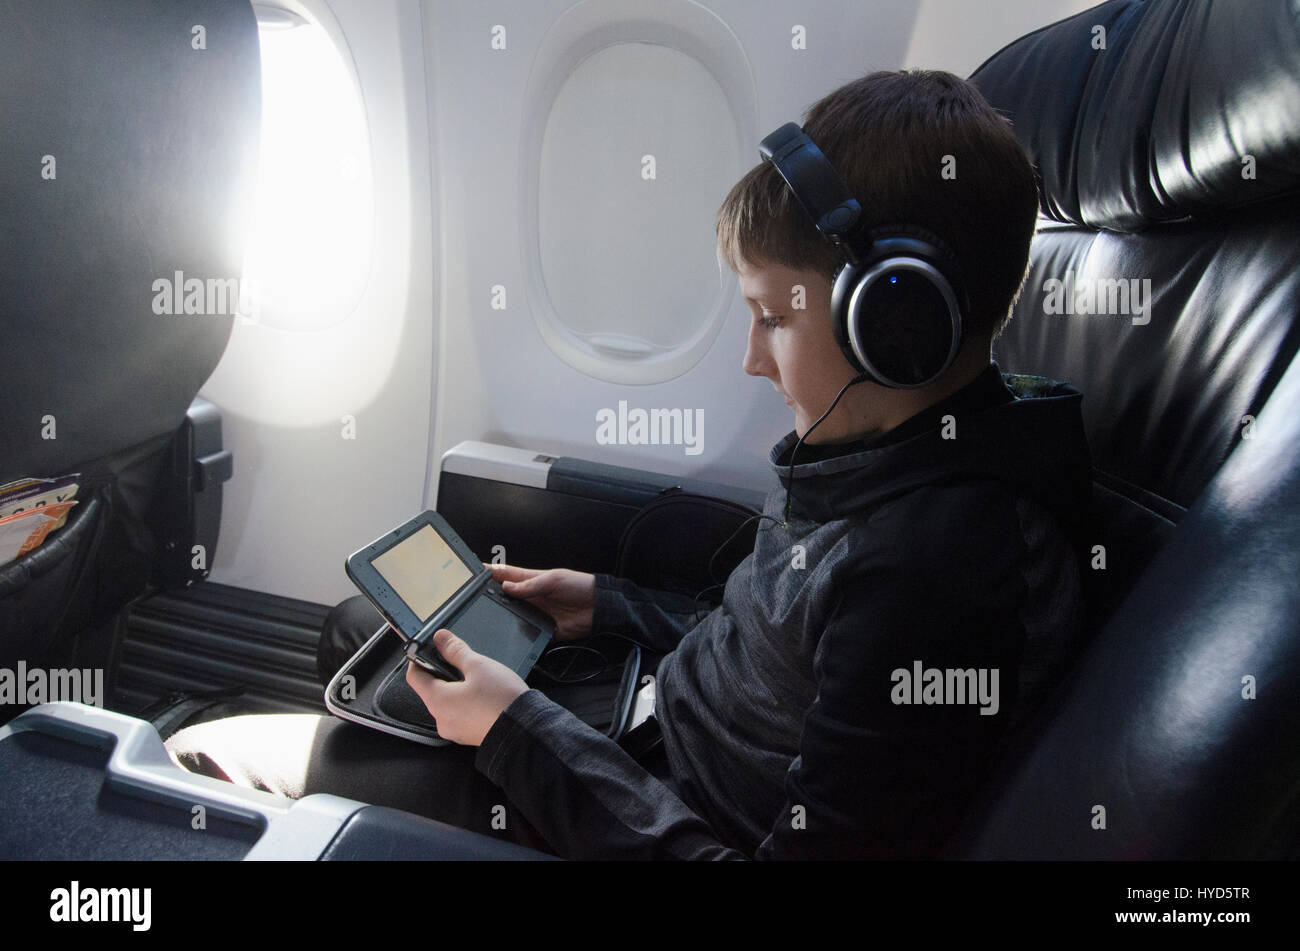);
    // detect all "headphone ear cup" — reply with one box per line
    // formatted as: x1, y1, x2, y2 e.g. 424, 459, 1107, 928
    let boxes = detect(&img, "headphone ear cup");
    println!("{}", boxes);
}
862, 224, 968, 312
835, 229, 965, 388
830, 262, 866, 374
